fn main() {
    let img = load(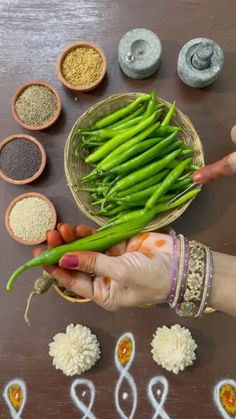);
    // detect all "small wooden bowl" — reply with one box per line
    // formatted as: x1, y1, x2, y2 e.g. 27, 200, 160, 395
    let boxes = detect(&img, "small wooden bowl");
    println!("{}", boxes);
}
5, 192, 57, 245
53, 284, 91, 303
12, 81, 62, 131
56, 41, 107, 92
0, 134, 46, 185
